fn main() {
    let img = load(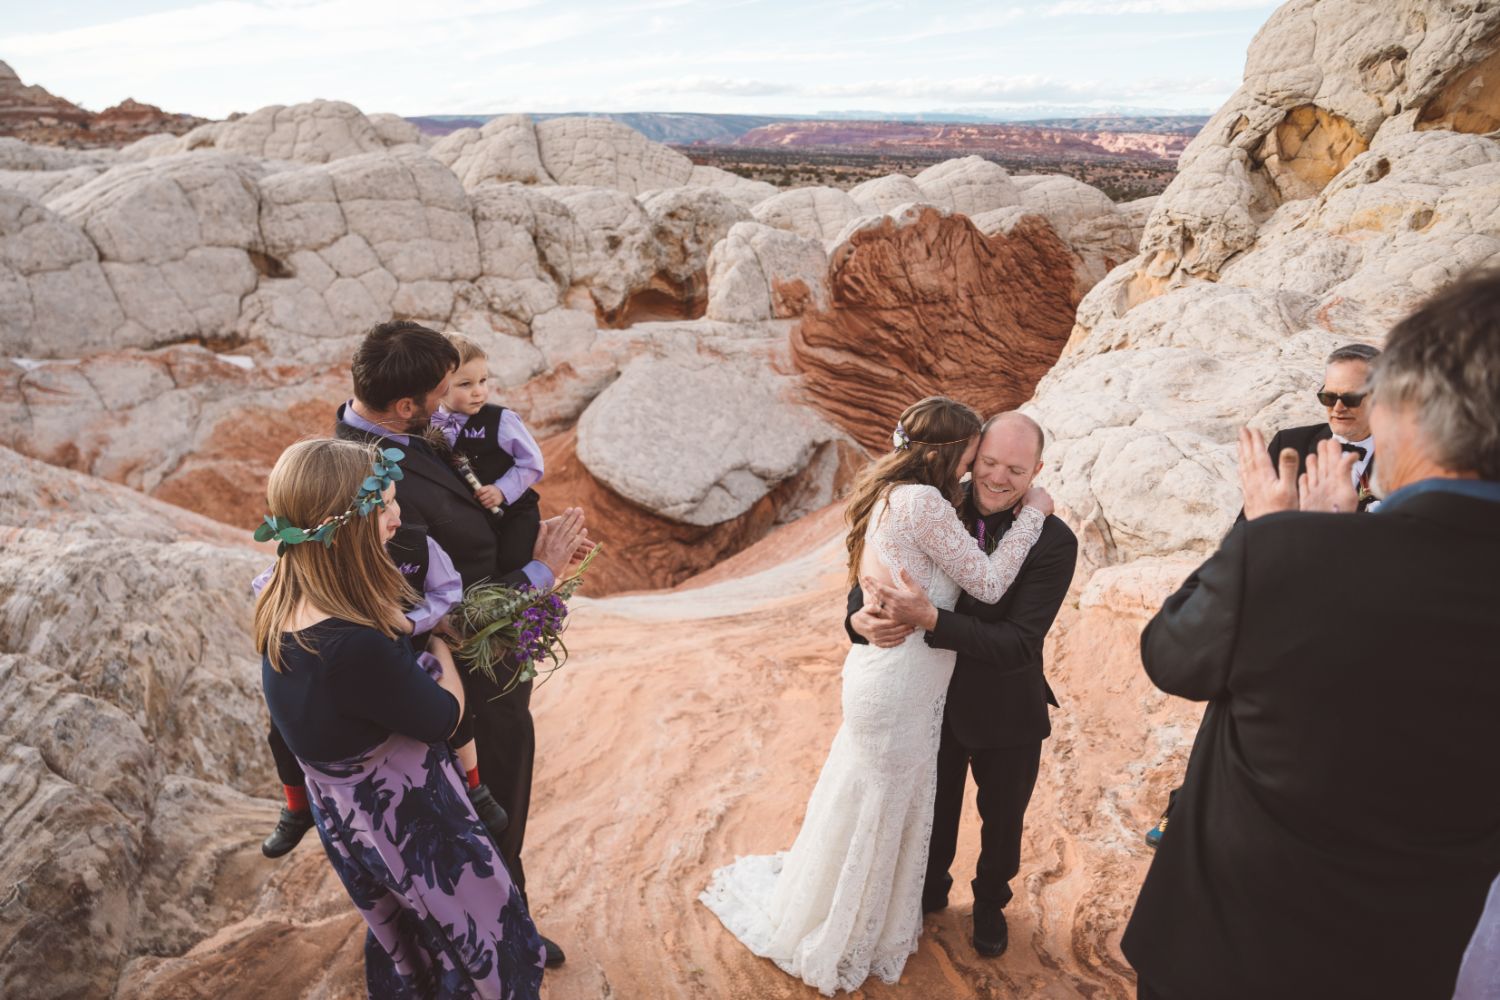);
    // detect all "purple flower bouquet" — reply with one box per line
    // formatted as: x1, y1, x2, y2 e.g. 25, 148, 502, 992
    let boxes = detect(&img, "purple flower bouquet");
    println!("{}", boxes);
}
446, 545, 600, 696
